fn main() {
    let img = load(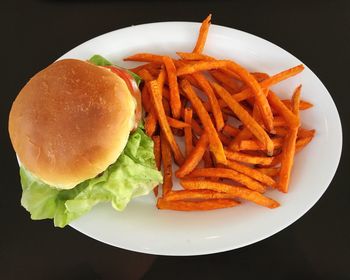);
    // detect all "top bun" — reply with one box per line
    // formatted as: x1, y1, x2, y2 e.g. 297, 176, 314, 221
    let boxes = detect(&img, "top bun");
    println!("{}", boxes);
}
9, 59, 136, 189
